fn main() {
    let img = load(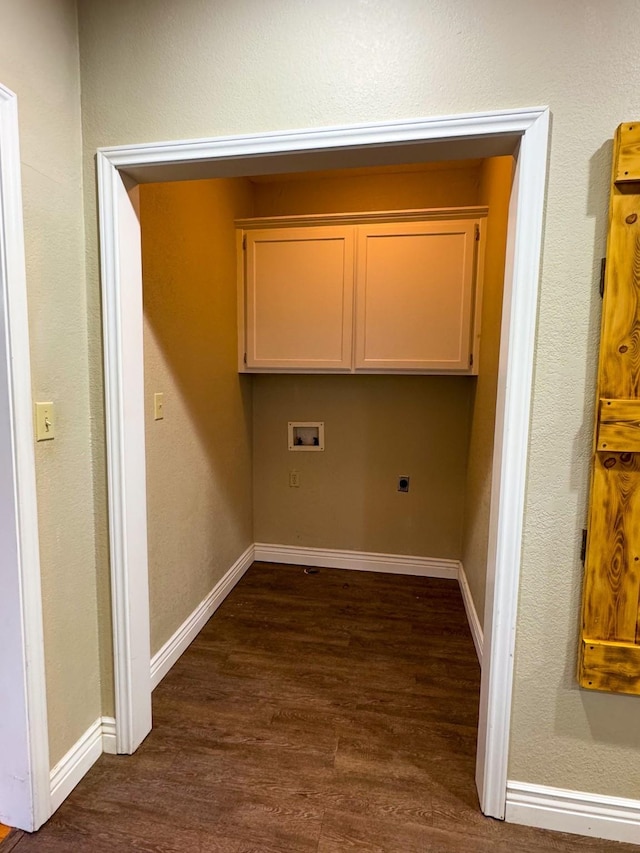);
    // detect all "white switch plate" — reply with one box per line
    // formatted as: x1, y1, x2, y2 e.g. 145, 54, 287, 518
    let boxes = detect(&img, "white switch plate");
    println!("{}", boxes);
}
154, 392, 164, 420
35, 402, 55, 441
